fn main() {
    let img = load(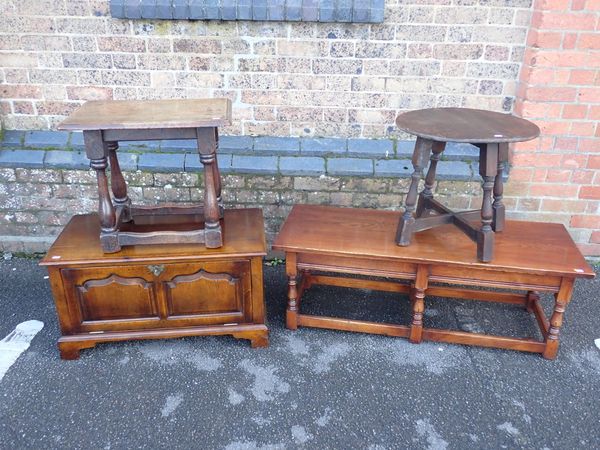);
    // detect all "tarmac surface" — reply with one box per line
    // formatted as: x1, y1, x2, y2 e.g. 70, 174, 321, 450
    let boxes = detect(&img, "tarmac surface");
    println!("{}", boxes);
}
0, 256, 598, 449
